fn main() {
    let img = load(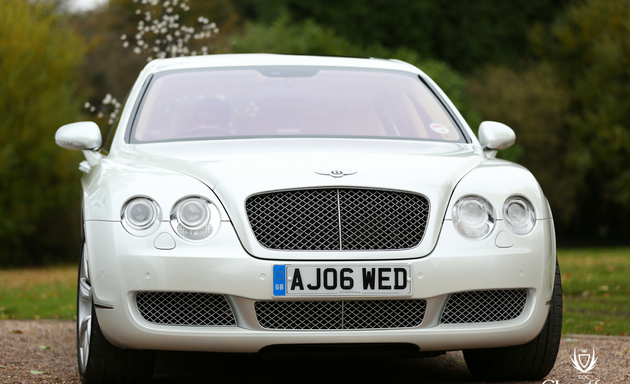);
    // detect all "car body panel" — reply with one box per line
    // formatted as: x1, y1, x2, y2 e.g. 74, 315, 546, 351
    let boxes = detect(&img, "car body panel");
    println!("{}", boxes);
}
86, 217, 553, 352
84, 139, 483, 260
